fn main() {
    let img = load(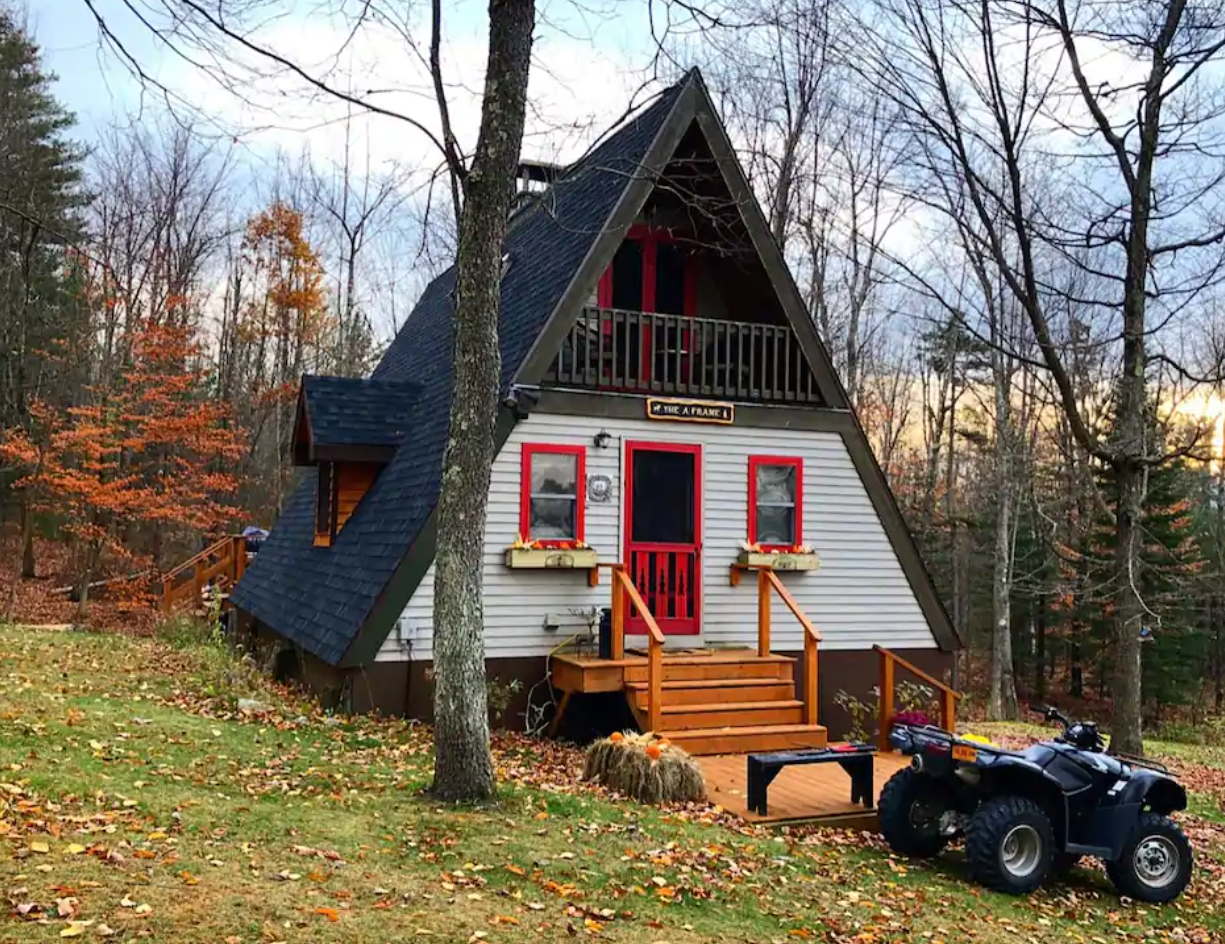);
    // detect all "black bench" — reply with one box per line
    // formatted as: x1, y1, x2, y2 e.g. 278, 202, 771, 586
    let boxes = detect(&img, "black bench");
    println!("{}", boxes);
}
746, 744, 877, 816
